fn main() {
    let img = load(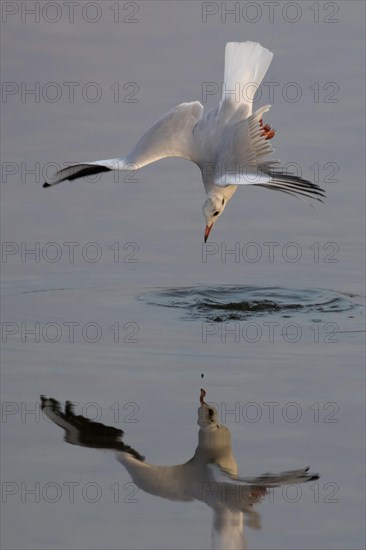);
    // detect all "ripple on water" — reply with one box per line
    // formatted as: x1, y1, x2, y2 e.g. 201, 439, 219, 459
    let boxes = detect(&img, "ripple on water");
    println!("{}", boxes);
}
139, 286, 360, 322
